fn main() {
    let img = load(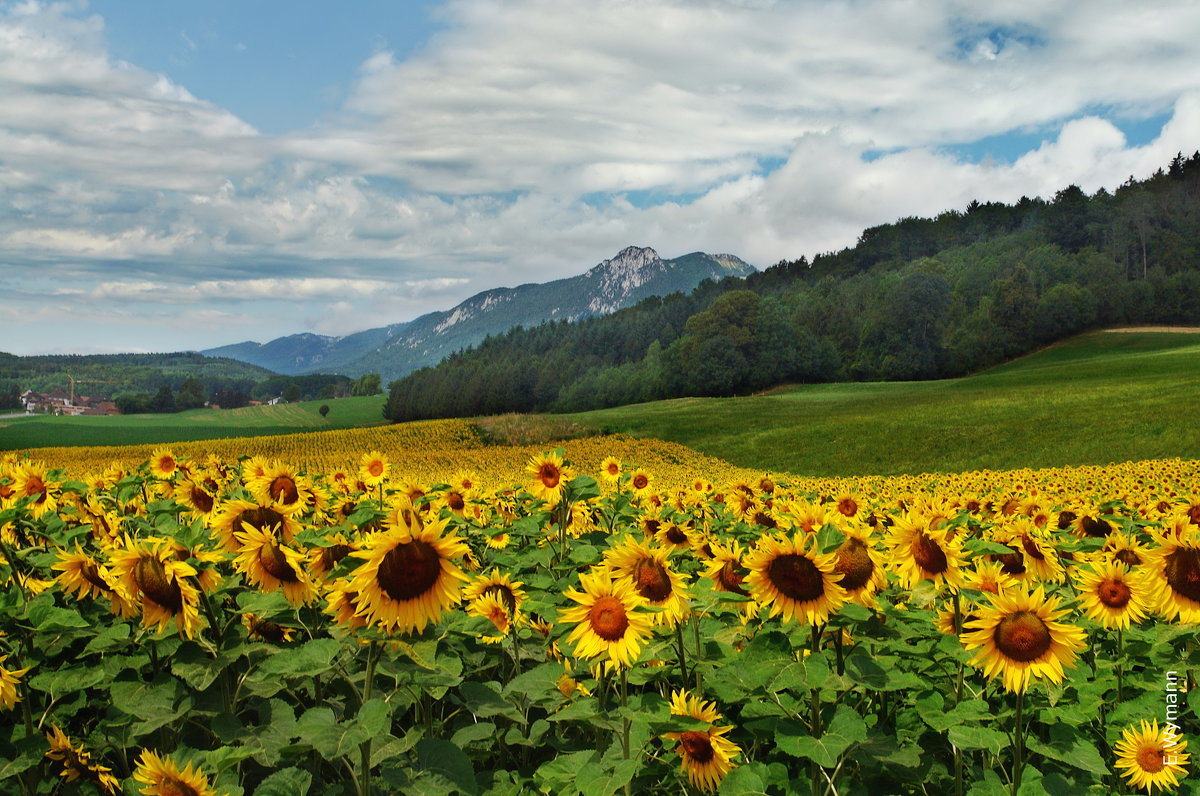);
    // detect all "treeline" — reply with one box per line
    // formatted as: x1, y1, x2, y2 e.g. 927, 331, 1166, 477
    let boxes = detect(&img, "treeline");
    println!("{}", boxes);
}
0, 350, 383, 414
384, 152, 1200, 421
113, 374, 382, 415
